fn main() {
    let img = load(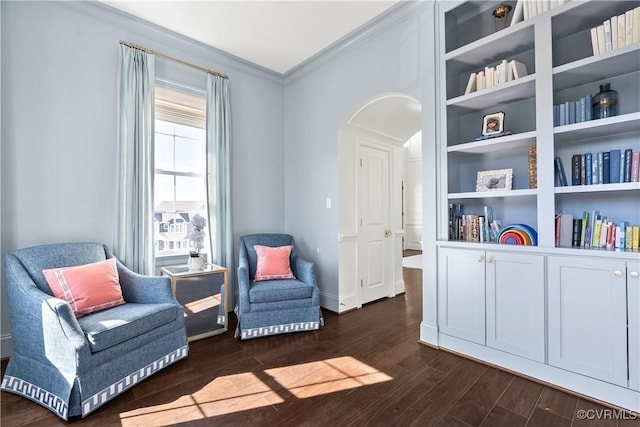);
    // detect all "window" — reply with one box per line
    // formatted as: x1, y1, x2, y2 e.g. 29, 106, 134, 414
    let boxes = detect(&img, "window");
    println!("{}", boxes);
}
154, 85, 208, 256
